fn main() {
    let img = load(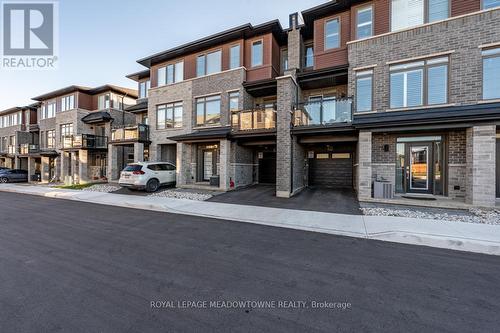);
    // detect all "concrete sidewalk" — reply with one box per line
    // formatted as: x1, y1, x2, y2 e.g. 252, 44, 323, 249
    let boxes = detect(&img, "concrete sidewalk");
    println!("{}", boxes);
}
1, 184, 499, 256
